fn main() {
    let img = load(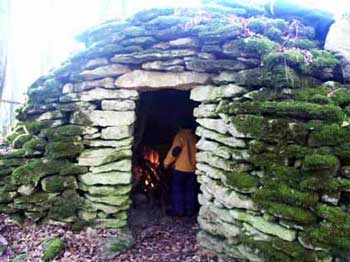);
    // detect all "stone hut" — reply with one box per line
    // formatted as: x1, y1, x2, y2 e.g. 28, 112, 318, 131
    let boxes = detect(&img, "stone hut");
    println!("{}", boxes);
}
1, 0, 350, 261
